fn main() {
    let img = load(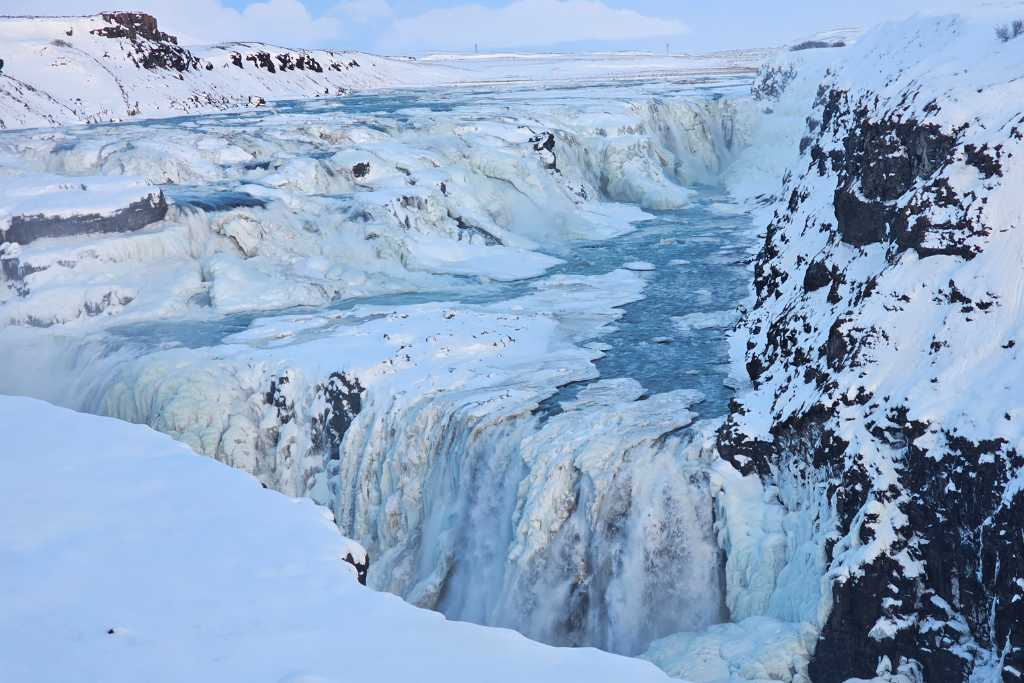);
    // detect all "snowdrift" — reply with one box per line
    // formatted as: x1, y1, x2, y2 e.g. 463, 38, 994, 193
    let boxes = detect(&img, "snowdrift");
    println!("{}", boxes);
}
0, 394, 674, 682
